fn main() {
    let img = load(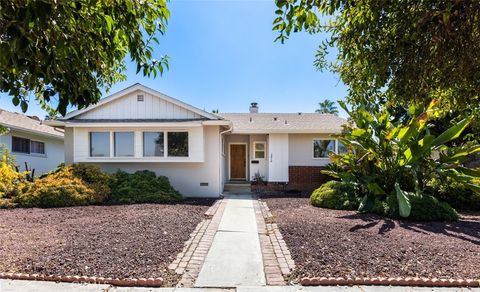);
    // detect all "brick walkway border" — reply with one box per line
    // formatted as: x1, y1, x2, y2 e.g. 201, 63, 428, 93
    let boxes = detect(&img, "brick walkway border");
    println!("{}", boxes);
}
301, 277, 480, 287
0, 272, 162, 287
169, 199, 226, 288
253, 198, 295, 286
